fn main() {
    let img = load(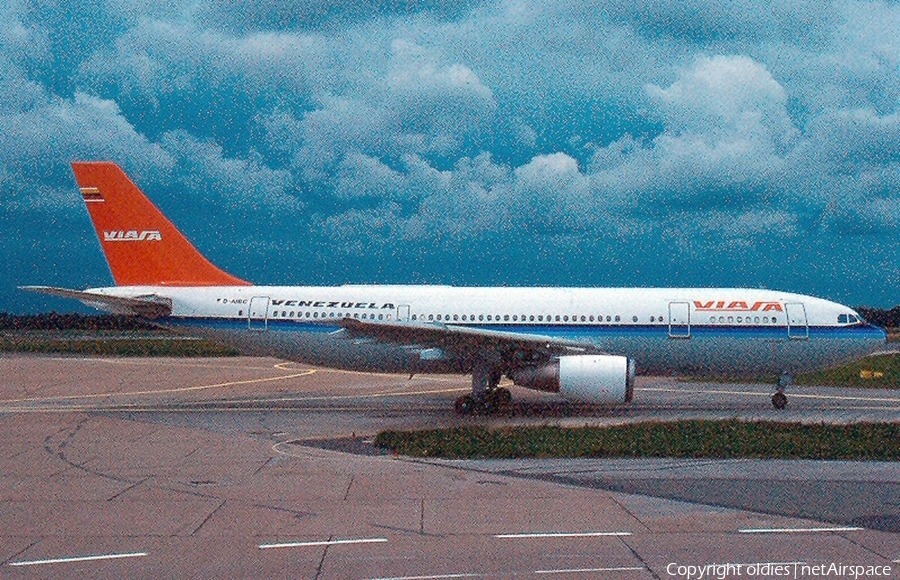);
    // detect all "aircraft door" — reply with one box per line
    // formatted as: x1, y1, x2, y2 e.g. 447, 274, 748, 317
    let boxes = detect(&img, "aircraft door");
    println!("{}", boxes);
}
668, 302, 691, 338
785, 302, 808, 339
397, 305, 410, 322
248, 296, 270, 331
